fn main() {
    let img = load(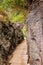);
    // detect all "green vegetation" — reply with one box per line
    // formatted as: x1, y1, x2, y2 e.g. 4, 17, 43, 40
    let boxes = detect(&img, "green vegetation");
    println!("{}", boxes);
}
0, 0, 28, 36
0, 0, 27, 9
8, 10, 27, 23
22, 28, 26, 37
0, 0, 28, 23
